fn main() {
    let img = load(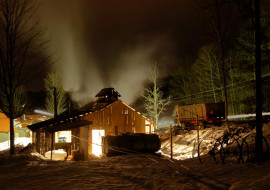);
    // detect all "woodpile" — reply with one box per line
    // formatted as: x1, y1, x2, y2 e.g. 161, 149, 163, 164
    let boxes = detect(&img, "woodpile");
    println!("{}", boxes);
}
103, 133, 161, 156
